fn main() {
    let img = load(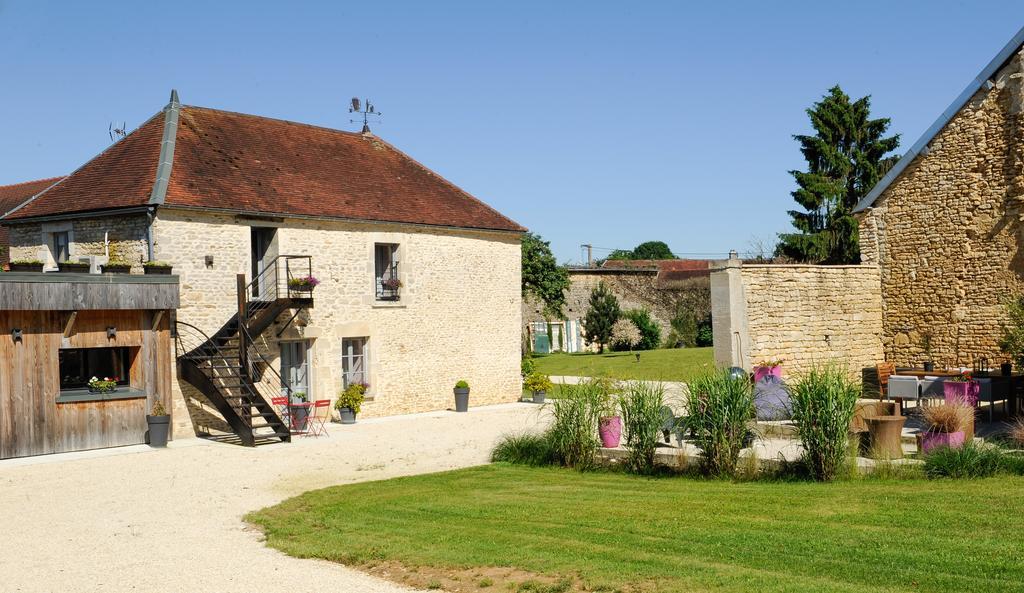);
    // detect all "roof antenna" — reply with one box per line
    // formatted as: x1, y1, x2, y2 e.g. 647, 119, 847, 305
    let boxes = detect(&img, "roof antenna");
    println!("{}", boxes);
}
109, 121, 127, 142
348, 98, 382, 134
